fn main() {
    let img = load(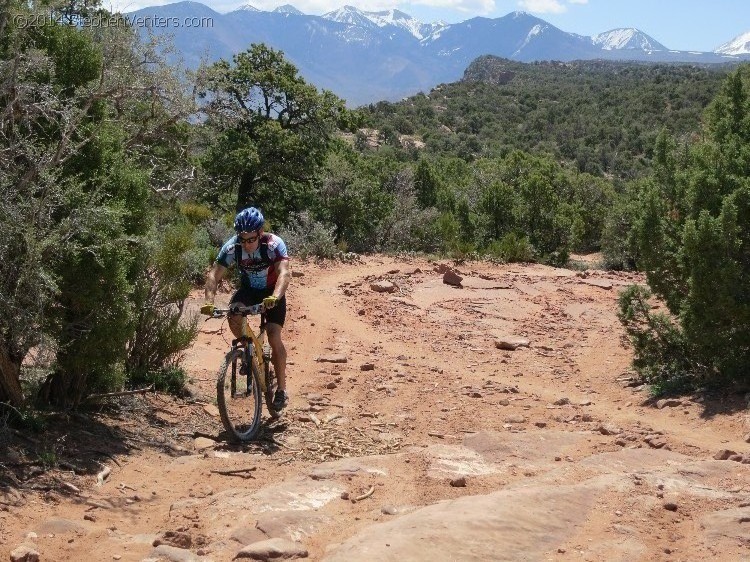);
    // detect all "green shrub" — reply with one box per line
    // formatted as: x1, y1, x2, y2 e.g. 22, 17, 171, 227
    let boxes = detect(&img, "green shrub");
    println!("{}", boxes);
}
179, 202, 213, 225
184, 227, 214, 284
486, 232, 535, 263
278, 212, 338, 259
126, 223, 200, 384
600, 185, 642, 270
129, 366, 188, 396
617, 285, 694, 392
622, 69, 750, 388
448, 240, 477, 261
205, 218, 234, 247
0, 403, 47, 433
